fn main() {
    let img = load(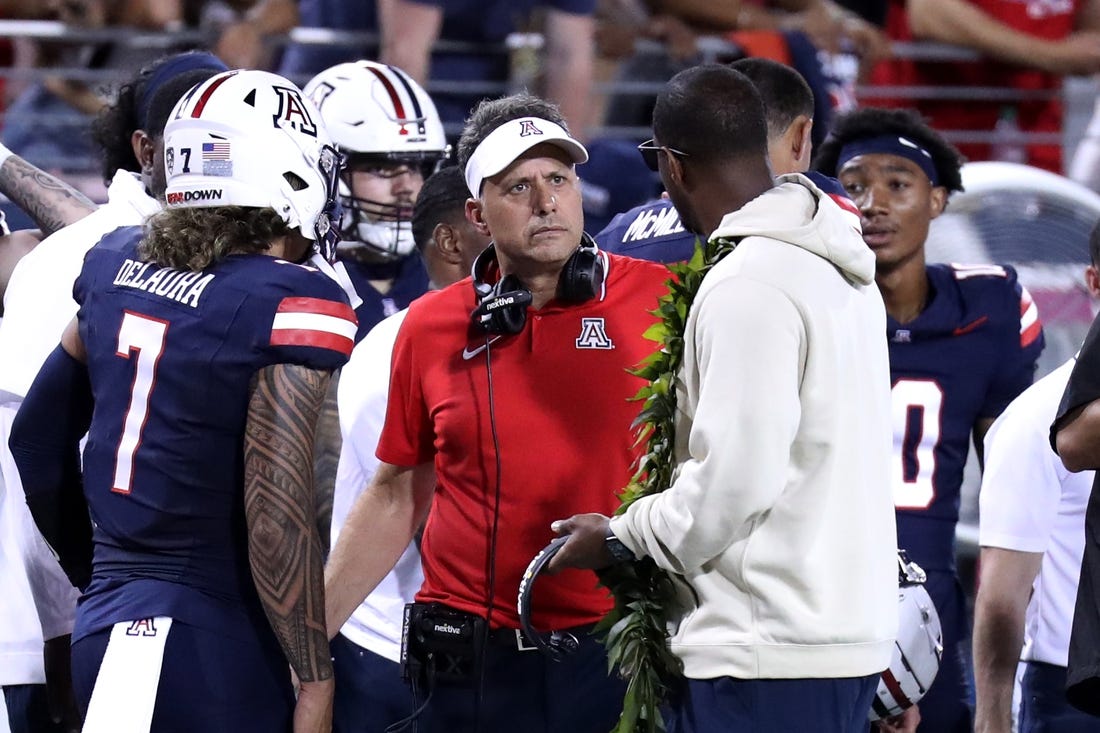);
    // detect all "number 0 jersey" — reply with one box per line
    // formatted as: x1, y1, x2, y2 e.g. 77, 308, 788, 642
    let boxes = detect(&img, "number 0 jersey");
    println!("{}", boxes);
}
71, 226, 356, 642
890, 263, 1043, 571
